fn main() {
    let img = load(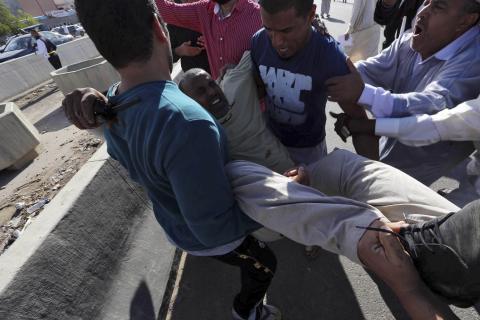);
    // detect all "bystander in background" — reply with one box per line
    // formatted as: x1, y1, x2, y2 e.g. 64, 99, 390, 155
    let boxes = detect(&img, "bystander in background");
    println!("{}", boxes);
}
30, 30, 62, 70
62, 23, 70, 35
321, 0, 332, 18
374, 0, 423, 48
342, 0, 380, 61
168, 0, 210, 73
